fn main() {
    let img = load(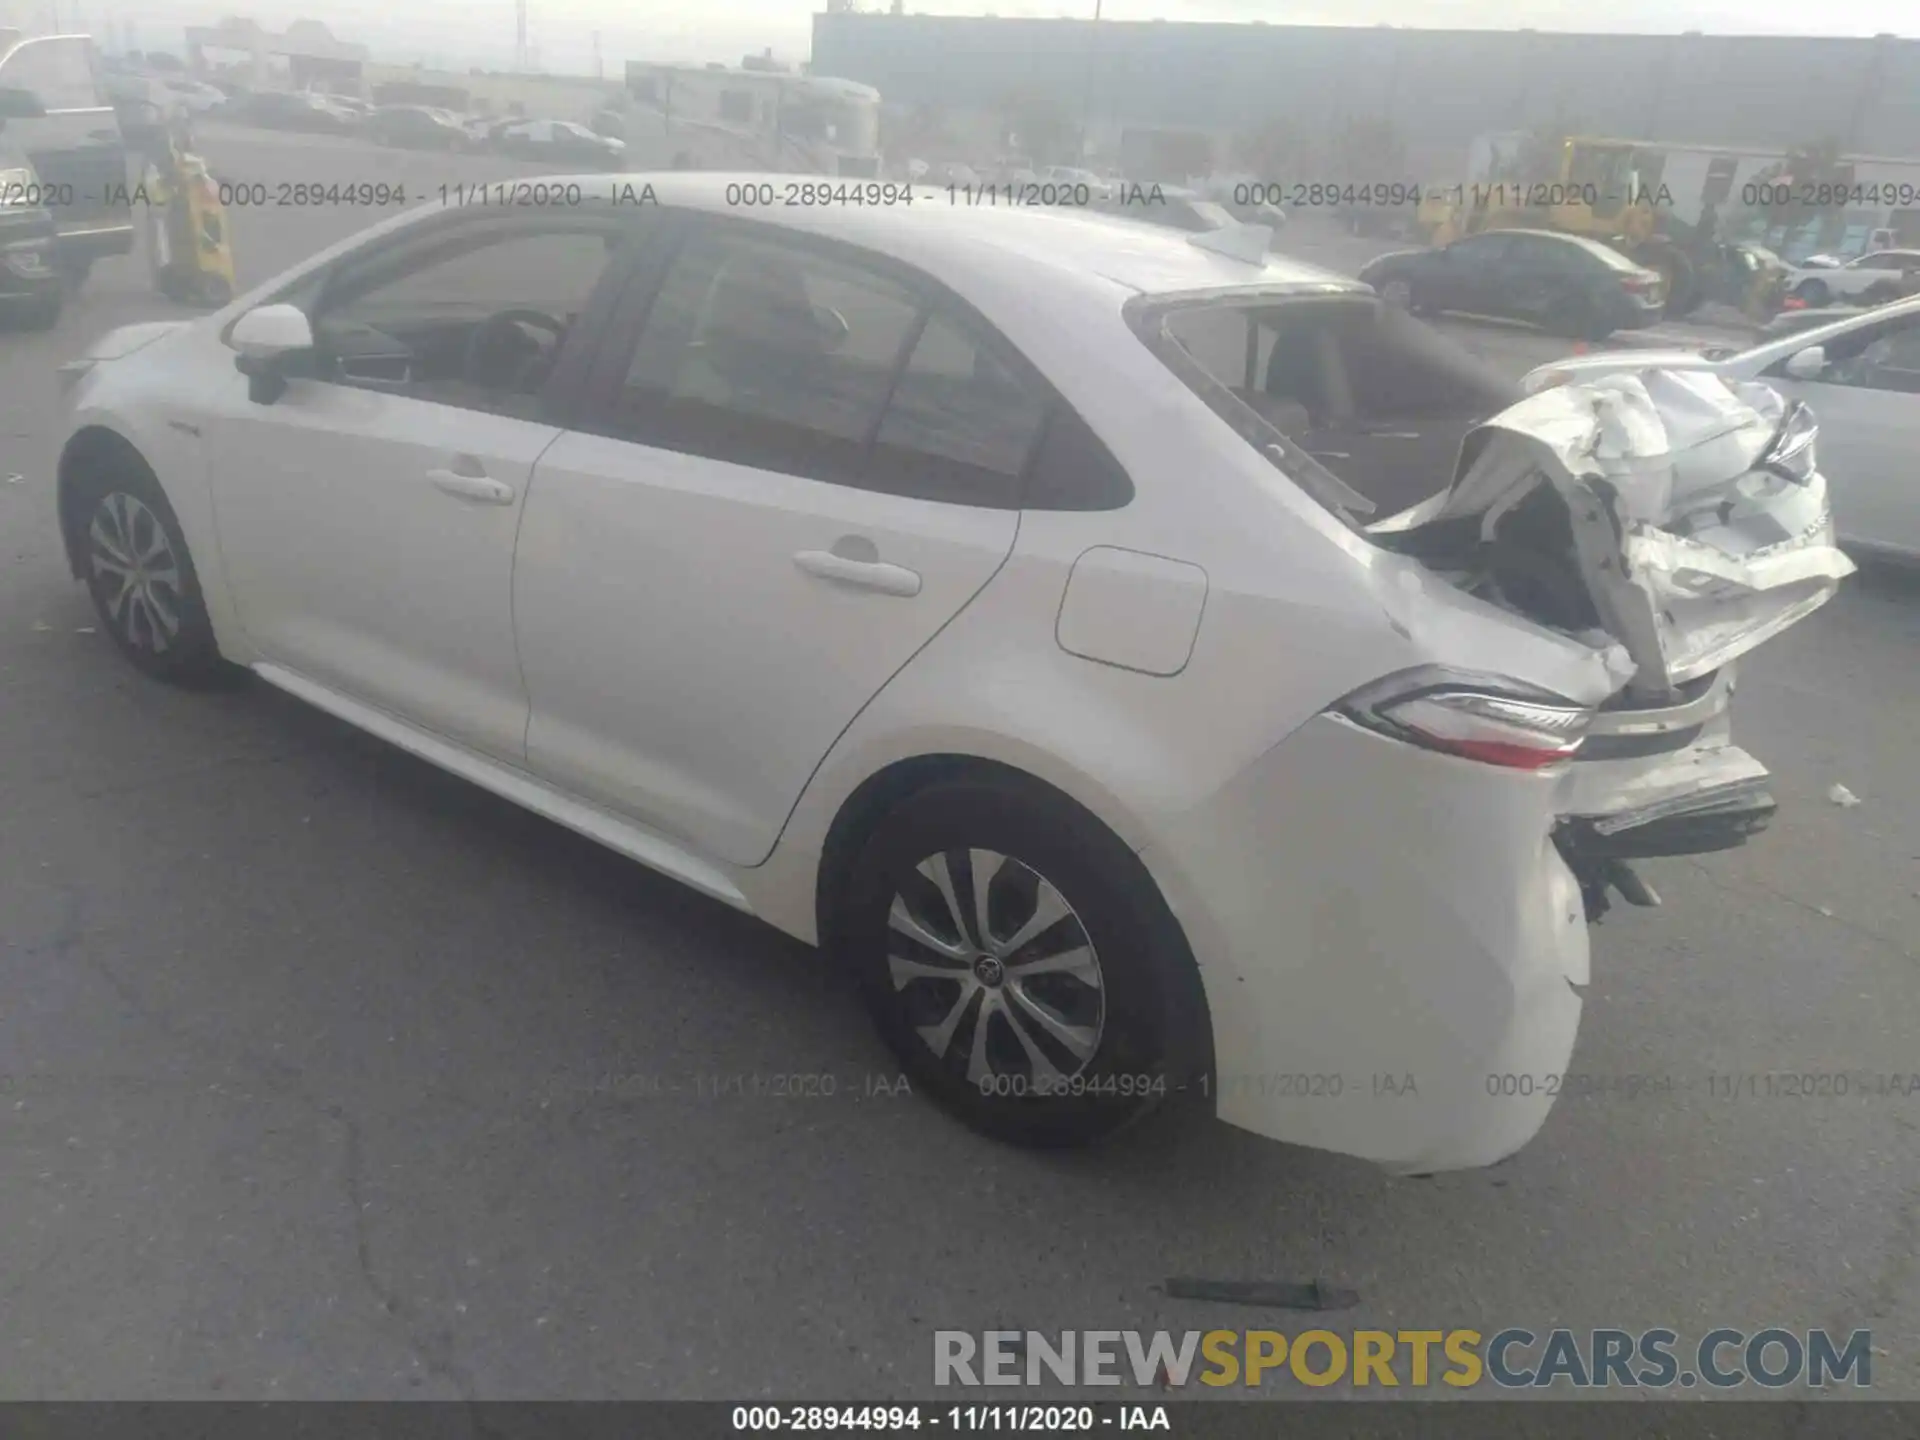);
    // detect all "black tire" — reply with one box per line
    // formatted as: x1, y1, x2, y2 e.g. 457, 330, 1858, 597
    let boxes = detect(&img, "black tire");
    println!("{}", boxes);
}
71, 459, 225, 685
1863, 282, 1901, 306
194, 272, 233, 308
1545, 294, 1599, 340
1793, 279, 1831, 308
837, 776, 1210, 1149
17, 290, 62, 330
58, 255, 93, 294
